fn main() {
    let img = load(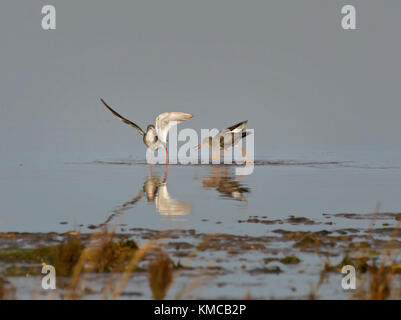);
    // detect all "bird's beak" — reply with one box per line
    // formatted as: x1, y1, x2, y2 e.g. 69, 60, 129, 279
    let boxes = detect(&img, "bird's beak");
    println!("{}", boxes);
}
195, 143, 202, 150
